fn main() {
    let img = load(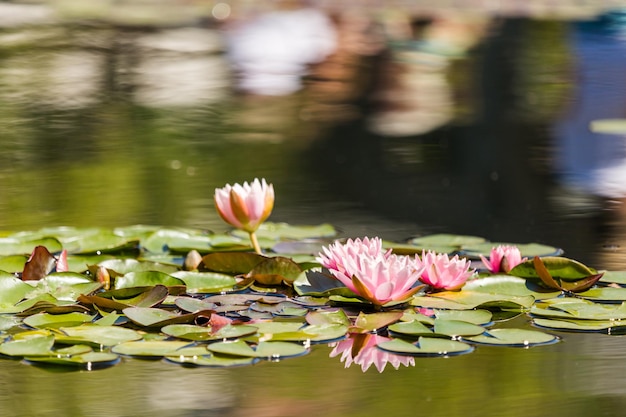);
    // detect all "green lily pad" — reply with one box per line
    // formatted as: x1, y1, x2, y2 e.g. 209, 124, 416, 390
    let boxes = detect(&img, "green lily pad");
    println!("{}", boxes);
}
0, 334, 55, 357
461, 243, 562, 259
351, 311, 404, 333
24, 351, 121, 369
112, 340, 192, 357
98, 259, 179, 275
172, 271, 237, 293
409, 234, 486, 248
377, 337, 474, 357
247, 256, 303, 285
463, 276, 561, 300
599, 271, 626, 286
433, 319, 486, 337
122, 307, 202, 328
174, 297, 216, 313
0, 237, 63, 257
578, 287, 626, 302
388, 320, 434, 337
434, 309, 493, 325
56, 325, 143, 346
160, 324, 258, 341
293, 269, 354, 297
509, 257, 597, 281
306, 309, 351, 327
207, 340, 309, 359
23, 312, 95, 329
231, 222, 336, 241
413, 291, 534, 311
165, 353, 258, 367
0, 255, 28, 273
532, 318, 626, 333
200, 252, 266, 275
464, 328, 558, 347
71, 231, 139, 255
114, 271, 185, 289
